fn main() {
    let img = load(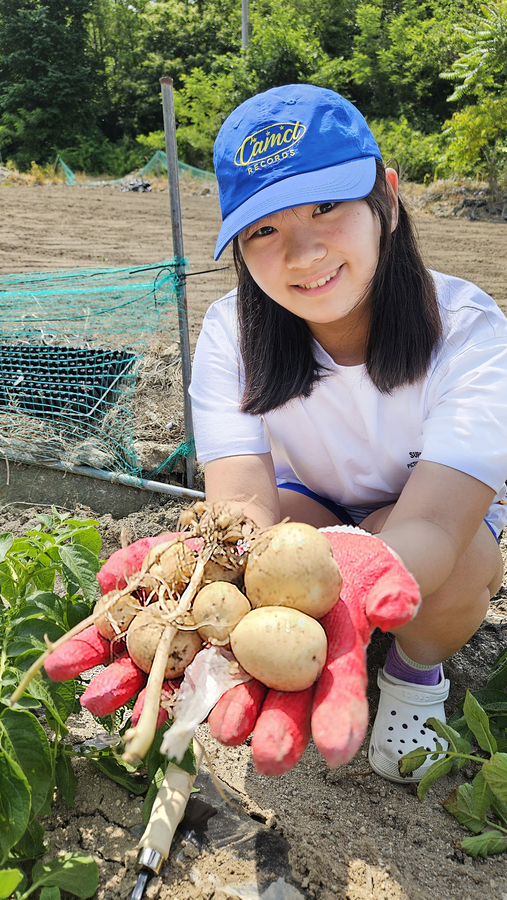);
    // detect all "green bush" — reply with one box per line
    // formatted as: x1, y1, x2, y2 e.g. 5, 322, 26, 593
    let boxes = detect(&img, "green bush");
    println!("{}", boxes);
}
369, 117, 446, 183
